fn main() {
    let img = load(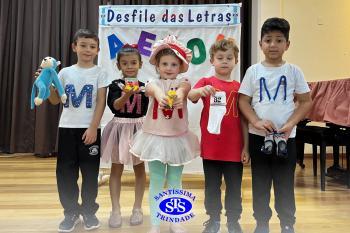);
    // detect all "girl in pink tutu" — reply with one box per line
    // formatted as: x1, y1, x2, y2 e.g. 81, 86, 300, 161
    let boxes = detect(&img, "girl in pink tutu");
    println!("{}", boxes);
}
101, 44, 149, 228
130, 35, 200, 233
